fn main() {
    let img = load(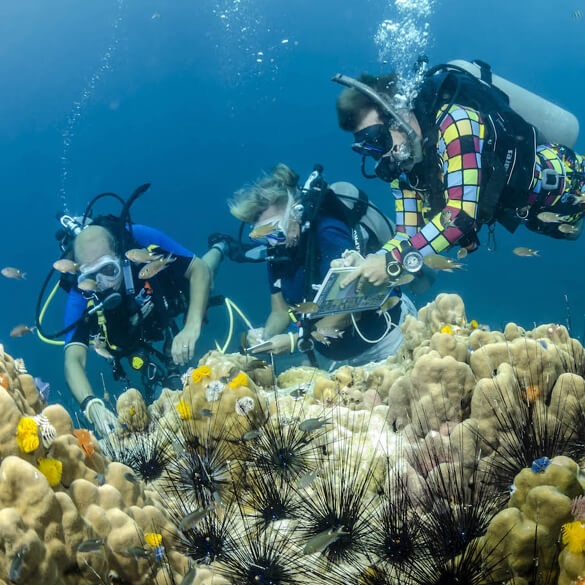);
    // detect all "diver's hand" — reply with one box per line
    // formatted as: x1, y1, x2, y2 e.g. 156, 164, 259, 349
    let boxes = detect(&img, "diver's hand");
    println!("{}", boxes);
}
172, 326, 200, 366
340, 253, 389, 289
251, 334, 294, 355
208, 233, 255, 263
246, 327, 265, 347
85, 400, 118, 437
330, 249, 365, 269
